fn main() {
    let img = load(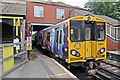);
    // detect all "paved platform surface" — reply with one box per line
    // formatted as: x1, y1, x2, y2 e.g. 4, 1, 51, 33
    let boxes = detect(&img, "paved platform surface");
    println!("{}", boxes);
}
3, 48, 78, 79
107, 51, 120, 55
